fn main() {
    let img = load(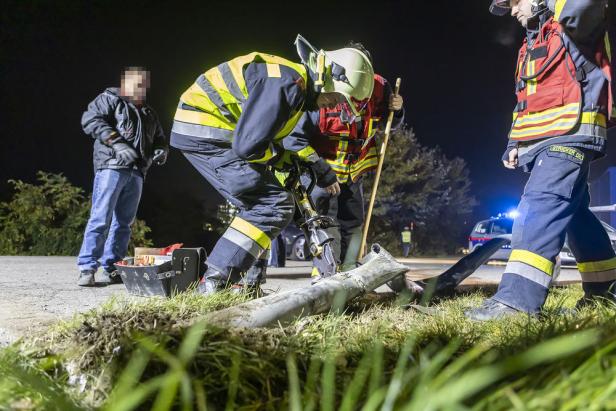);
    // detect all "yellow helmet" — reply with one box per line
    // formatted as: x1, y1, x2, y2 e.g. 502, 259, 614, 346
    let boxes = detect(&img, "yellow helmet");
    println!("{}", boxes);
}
295, 34, 374, 116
